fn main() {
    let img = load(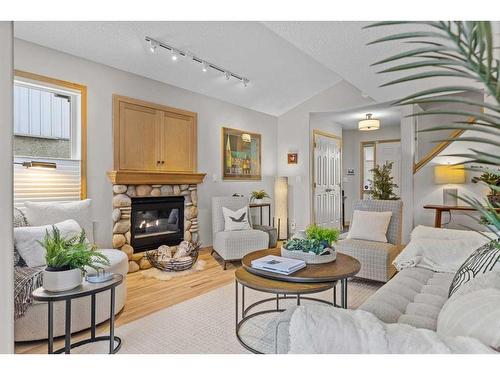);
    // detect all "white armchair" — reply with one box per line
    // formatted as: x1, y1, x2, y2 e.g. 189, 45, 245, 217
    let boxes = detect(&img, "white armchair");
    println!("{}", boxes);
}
211, 197, 269, 270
